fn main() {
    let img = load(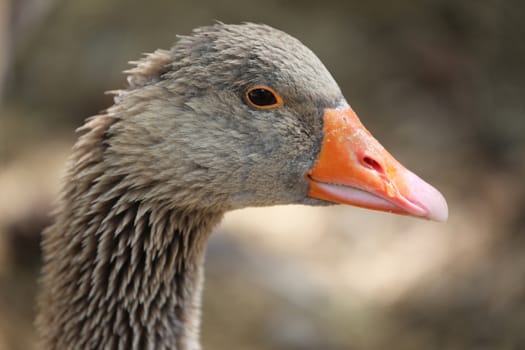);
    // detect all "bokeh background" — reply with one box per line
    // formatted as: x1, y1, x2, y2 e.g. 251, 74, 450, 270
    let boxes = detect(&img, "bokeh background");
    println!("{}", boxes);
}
1, 0, 524, 349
